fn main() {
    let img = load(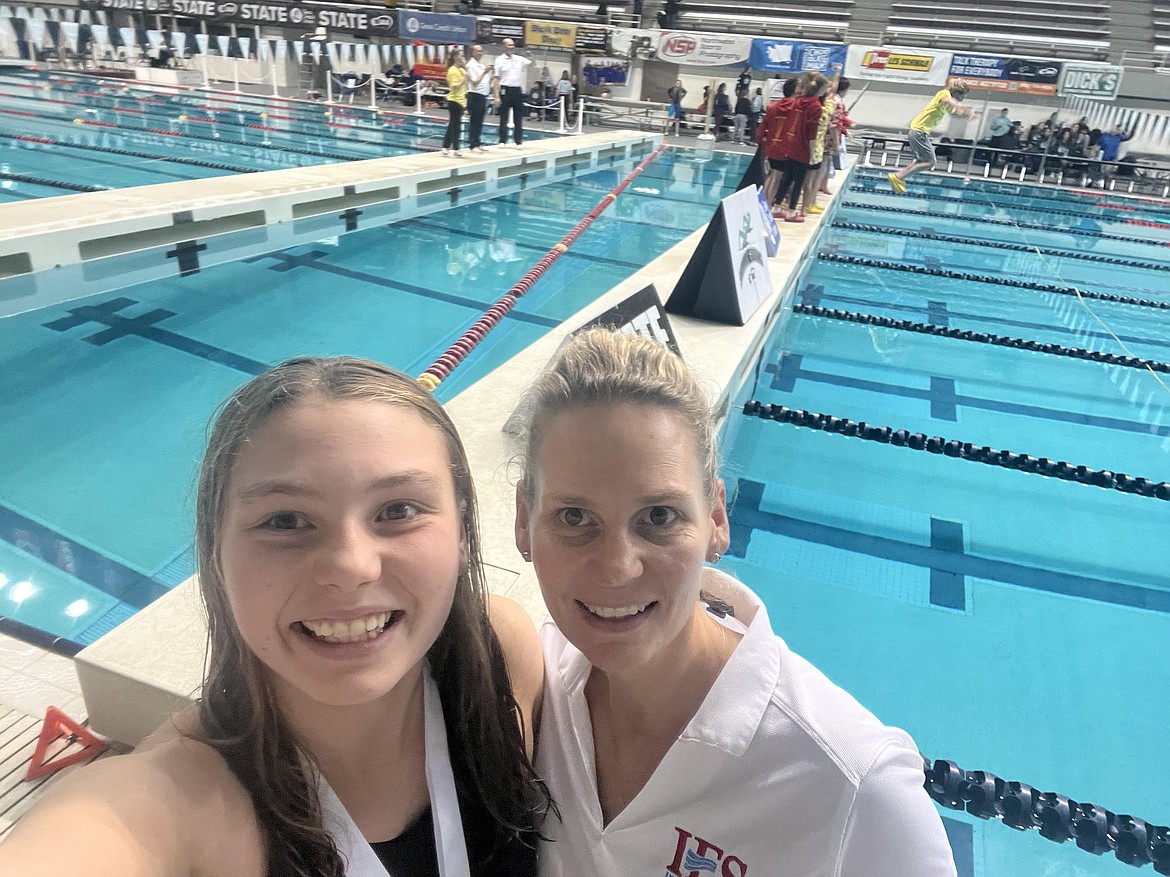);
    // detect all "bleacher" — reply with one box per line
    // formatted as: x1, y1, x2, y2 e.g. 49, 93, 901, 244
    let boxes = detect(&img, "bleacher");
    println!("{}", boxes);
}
886, 0, 1112, 60
674, 0, 853, 40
